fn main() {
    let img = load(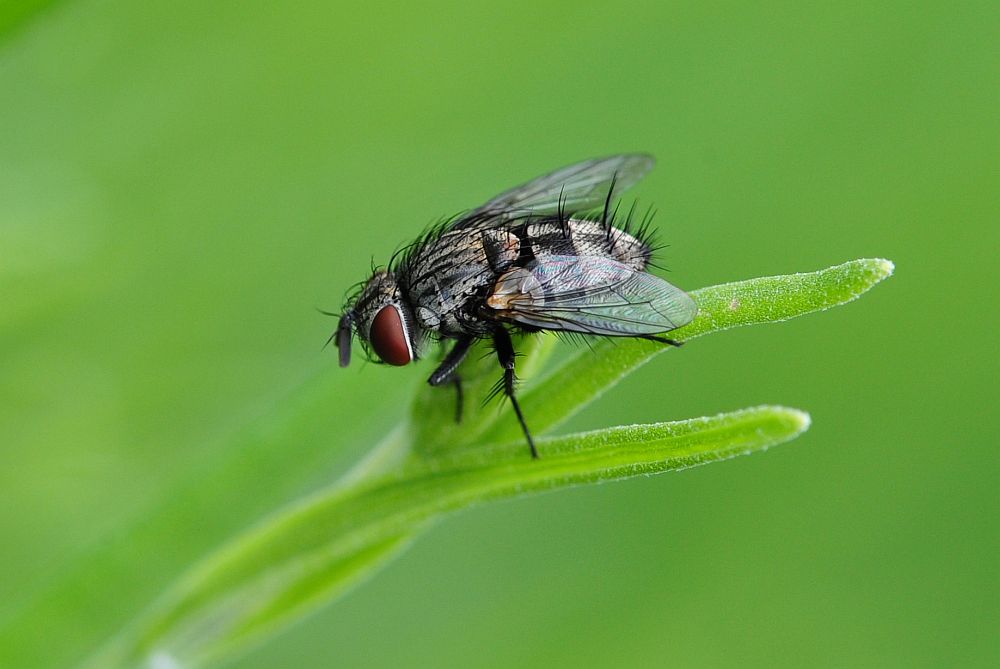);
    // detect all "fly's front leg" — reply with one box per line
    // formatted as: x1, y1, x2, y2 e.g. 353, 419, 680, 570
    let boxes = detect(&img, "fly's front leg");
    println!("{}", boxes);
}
428, 335, 474, 423
493, 328, 538, 459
